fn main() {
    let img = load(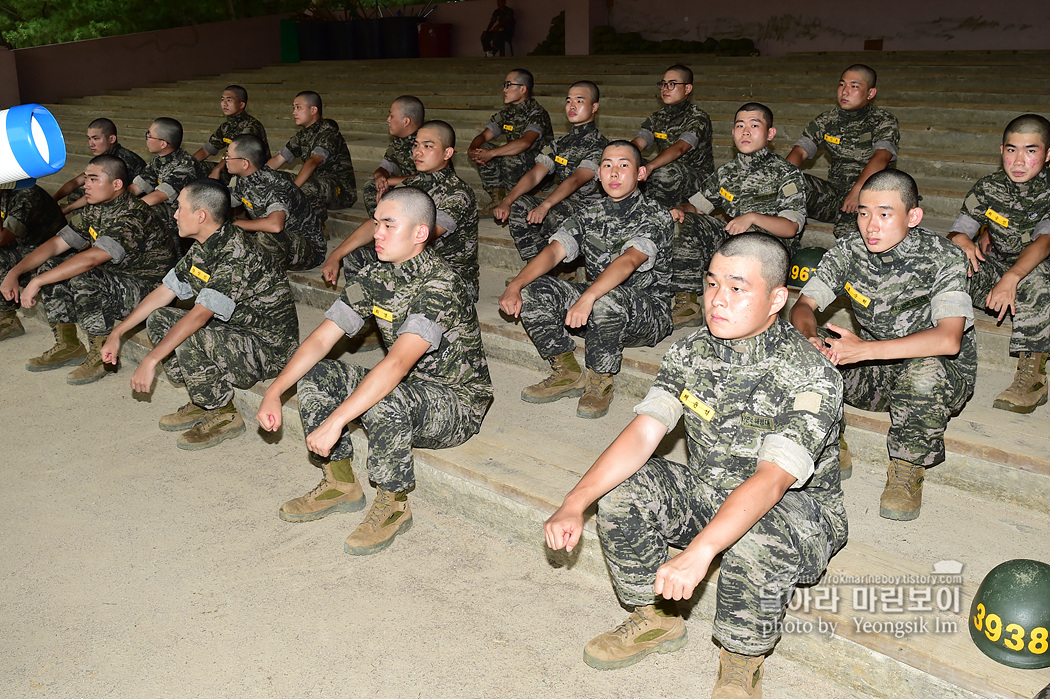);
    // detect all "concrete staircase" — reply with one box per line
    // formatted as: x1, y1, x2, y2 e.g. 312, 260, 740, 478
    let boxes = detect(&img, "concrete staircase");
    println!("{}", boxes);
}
30, 52, 1050, 698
